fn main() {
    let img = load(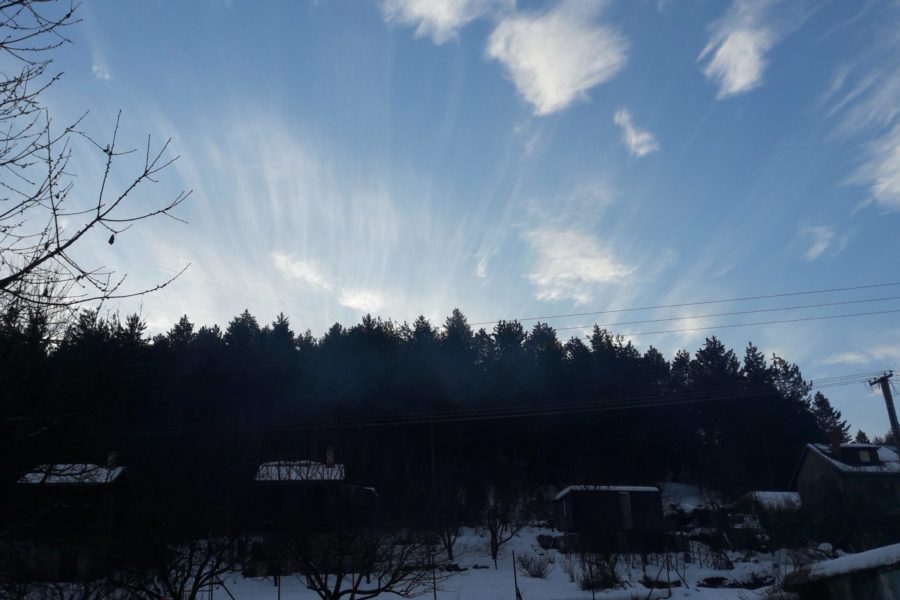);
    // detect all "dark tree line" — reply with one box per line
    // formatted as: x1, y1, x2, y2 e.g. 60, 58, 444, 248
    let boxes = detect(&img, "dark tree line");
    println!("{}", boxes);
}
1, 306, 849, 530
